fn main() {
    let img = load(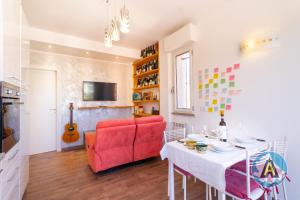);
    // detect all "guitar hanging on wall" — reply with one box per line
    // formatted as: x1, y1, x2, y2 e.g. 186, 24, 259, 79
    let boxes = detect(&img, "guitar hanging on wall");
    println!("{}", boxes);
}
62, 103, 80, 143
